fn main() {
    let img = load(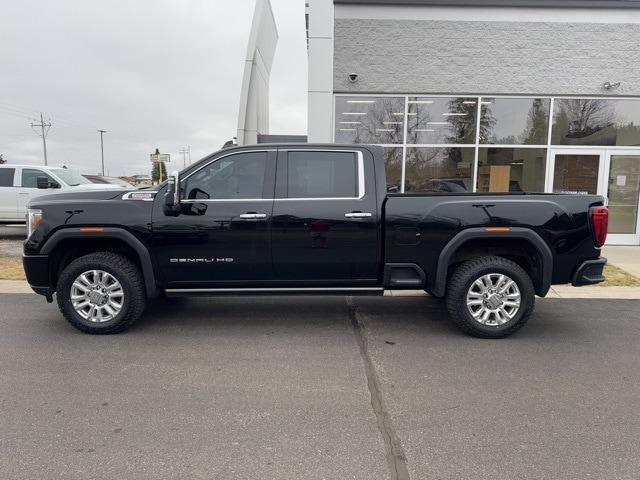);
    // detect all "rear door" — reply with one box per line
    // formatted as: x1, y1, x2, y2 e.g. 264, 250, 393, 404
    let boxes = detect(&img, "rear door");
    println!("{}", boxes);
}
152, 149, 276, 287
0, 167, 18, 221
271, 148, 380, 285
